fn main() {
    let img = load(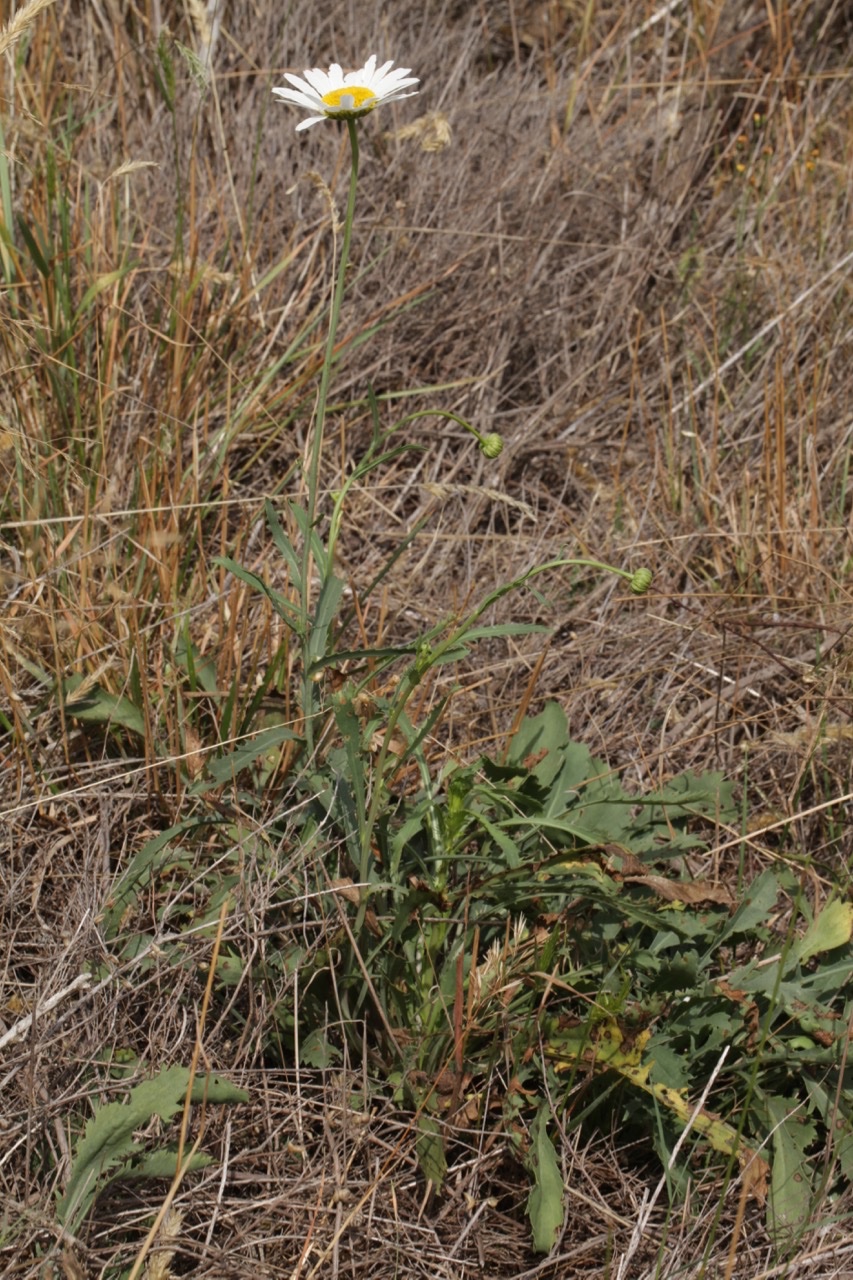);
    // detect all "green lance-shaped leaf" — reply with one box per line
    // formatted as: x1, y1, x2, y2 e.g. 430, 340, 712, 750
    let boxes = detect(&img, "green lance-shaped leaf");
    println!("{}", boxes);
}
766, 1093, 817, 1245
415, 1115, 447, 1191
526, 1105, 564, 1253
64, 676, 146, 738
